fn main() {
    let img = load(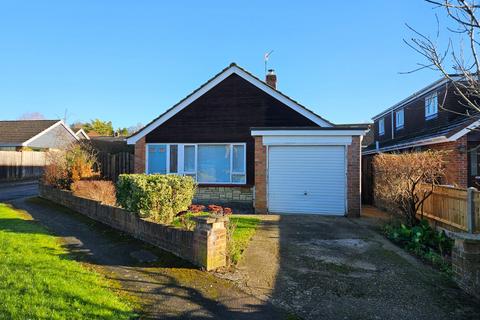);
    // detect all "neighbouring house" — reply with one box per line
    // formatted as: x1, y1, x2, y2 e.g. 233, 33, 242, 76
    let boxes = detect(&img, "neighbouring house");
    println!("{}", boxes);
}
127, 63, 366, 216
0, 119, 79, 151
362, 76, 480, 204
75, 128, 90, 140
